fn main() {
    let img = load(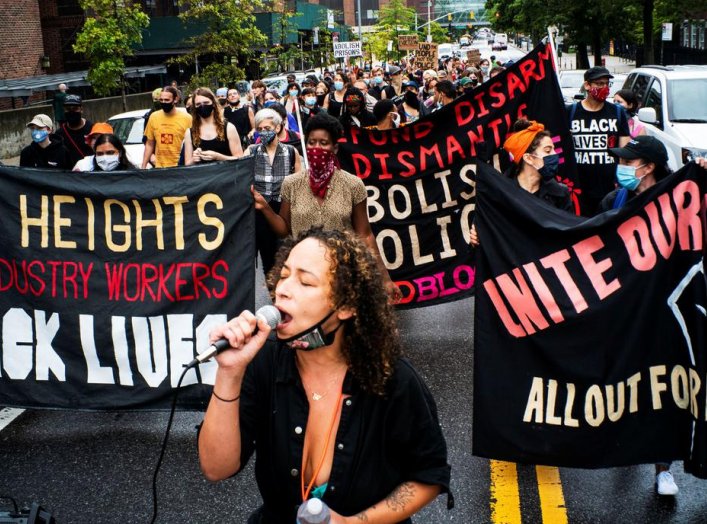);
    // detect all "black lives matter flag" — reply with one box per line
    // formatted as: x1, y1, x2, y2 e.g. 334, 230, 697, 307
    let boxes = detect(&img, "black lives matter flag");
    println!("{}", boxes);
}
338, 42, 578, 308
473, 161, 707, 478
0, 159, 255, 410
